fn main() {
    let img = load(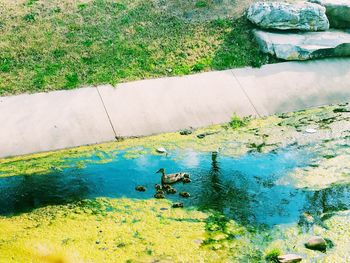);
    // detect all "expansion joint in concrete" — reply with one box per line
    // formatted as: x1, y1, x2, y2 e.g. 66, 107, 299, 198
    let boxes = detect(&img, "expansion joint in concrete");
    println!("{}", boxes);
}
230, 70, 261, 118
96, 87, 118, 140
